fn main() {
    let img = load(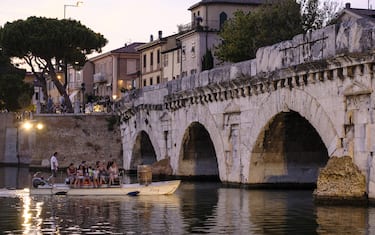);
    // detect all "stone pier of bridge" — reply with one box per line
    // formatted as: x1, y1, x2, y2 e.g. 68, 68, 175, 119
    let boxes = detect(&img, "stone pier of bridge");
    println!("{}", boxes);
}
119, 18, 375, 201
